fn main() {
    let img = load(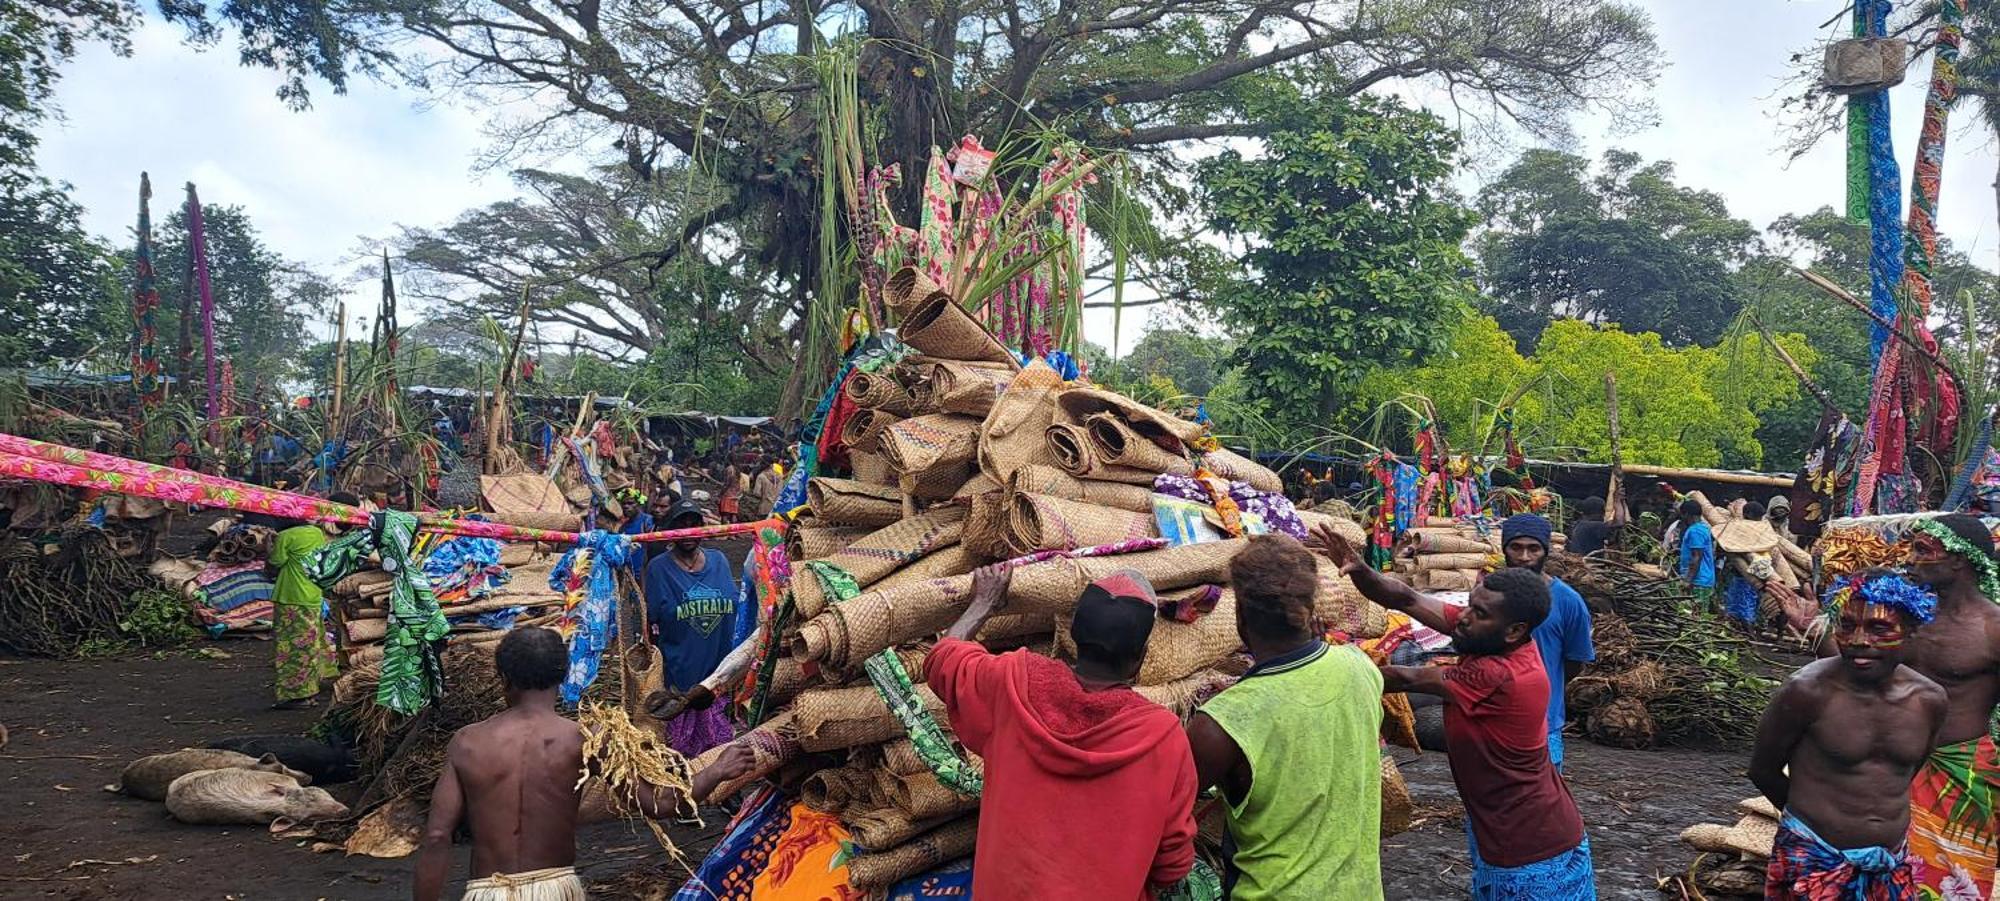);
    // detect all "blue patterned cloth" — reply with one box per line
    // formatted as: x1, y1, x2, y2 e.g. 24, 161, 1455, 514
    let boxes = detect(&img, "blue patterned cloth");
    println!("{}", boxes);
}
1393, 463, 1422, 532
553, 530, 634, 706
1468, 826, 1595, 900
673, 786, 789, 901
888, 858, 975, 901
421, 535, 508, 599
1724, 577, 1761, 625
